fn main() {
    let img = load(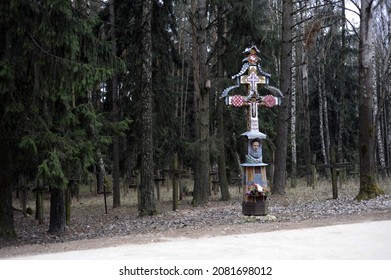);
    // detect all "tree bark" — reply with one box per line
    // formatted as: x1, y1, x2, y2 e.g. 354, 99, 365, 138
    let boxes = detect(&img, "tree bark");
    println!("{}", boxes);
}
290, 41, 297, 188
386, 92, 391, 175
301, 44, 312, 187
139, 0, 156, 215
191, 0, 200, 202
337, 0, 347, 163
109, 0, 121, 208
191, 0, 210, 206
216, 1, 230, 201
318, 54, 328, 169
357, 0, 384, 200
48, 187, 66, 233
0, 4, 16, 239
0, 147, 16, 239
273, 0, 292, 195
